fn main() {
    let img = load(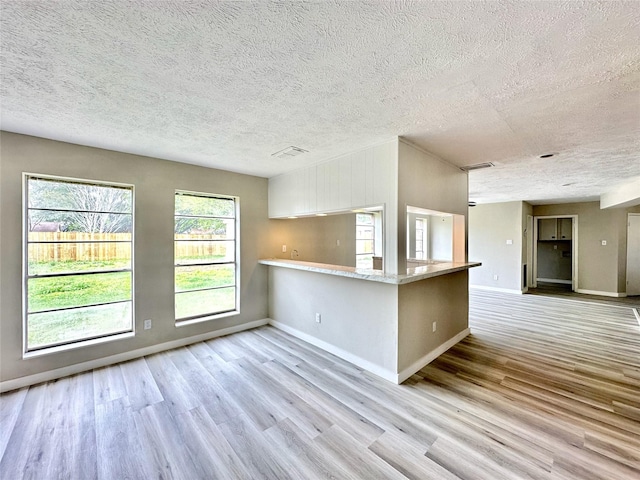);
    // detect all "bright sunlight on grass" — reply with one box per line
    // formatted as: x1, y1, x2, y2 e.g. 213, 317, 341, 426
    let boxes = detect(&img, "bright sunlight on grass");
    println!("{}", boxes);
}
27, 258, 132, 348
